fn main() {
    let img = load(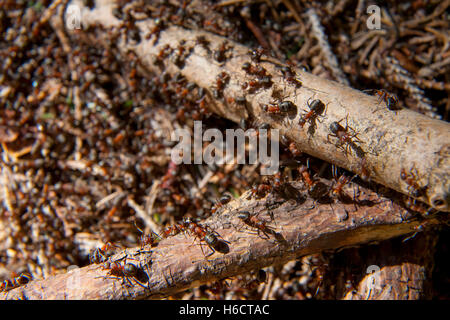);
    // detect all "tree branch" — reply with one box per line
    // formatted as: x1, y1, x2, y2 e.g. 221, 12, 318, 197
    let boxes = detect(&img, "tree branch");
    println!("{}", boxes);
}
1, 178, 442, 299
67, 0, 449, 212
